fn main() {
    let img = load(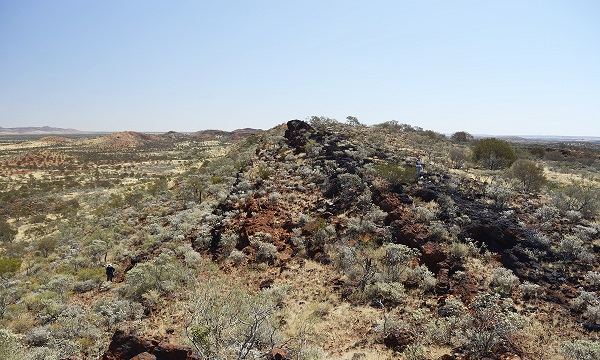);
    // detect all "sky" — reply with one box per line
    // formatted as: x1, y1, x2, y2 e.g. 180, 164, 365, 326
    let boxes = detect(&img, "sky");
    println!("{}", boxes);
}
1, 1, 599, 136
